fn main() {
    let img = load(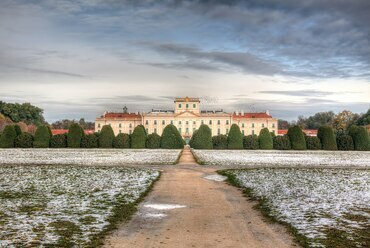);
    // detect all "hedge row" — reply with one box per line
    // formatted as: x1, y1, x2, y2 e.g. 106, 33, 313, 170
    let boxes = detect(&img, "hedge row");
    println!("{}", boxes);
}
191, 125, 368, 151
